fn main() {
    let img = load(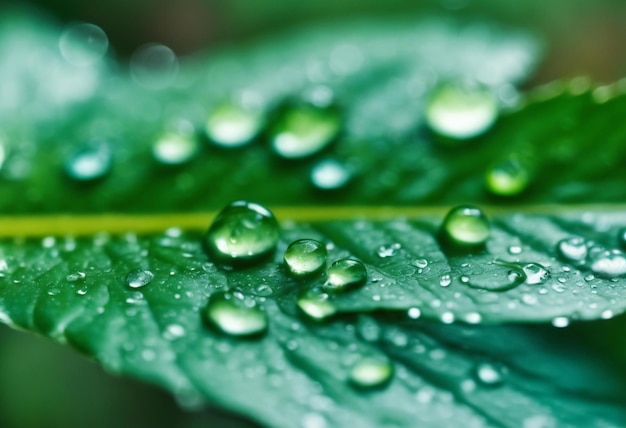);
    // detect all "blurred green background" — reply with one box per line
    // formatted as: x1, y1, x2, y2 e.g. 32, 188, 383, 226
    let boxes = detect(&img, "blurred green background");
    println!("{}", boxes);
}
1, 0, 625, 427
